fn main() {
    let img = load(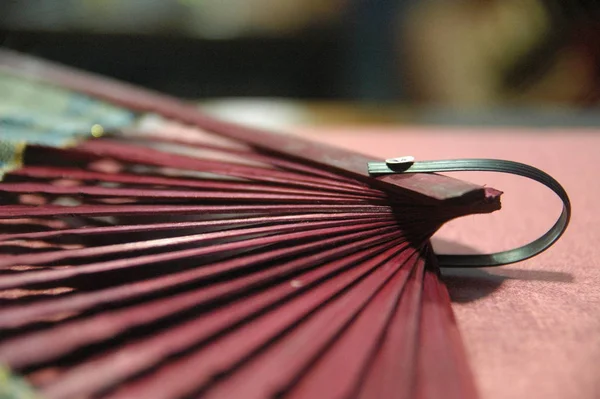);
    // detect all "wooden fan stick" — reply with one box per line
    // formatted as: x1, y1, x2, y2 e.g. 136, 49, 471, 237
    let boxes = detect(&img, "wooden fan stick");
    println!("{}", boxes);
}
0, 203, 395, 219
126, 133, 371, 185
0, 49, 498, 208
